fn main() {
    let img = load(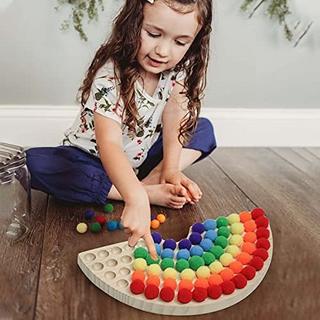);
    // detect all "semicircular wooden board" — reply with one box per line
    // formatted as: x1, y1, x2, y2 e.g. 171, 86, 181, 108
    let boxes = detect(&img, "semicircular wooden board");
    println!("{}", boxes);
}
78, 208, 273, 315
